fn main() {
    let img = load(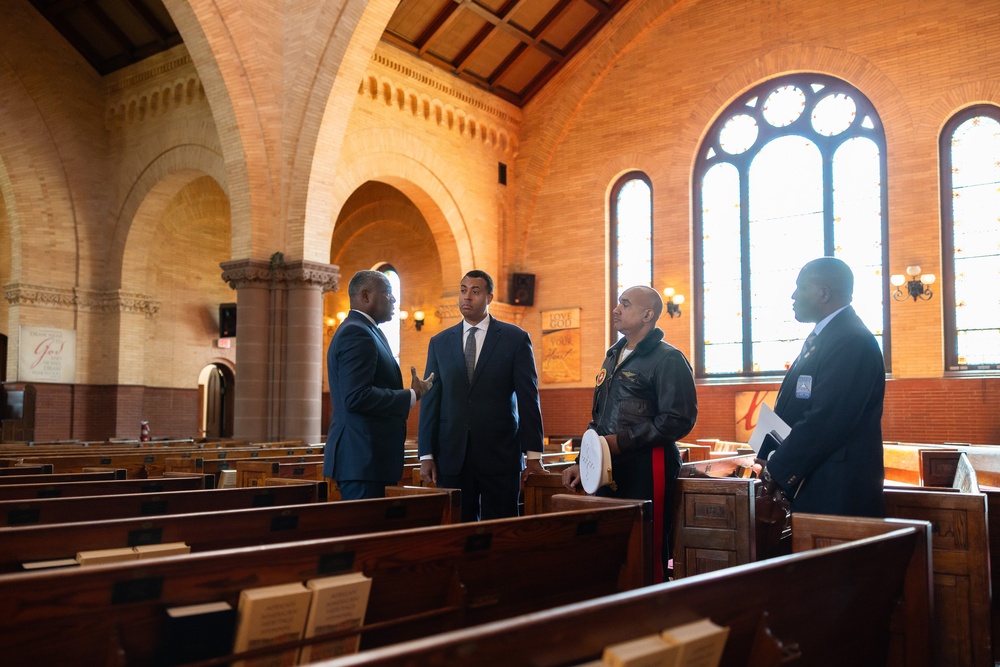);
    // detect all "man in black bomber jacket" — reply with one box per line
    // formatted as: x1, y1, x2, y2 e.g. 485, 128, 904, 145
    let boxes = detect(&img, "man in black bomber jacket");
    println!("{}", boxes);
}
563, 285, 697, 580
